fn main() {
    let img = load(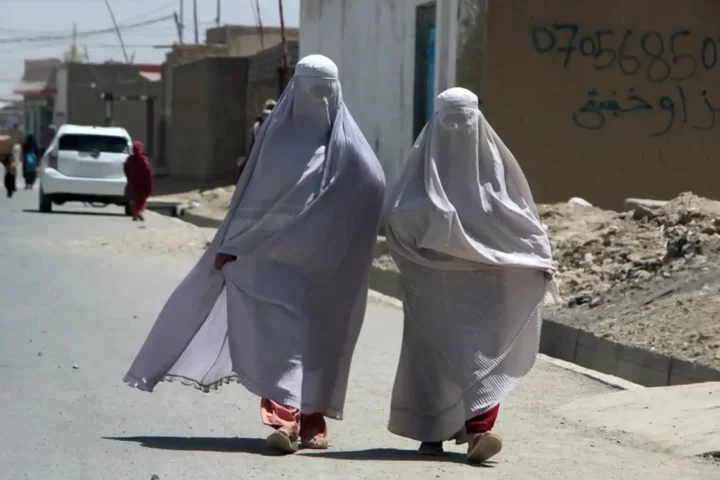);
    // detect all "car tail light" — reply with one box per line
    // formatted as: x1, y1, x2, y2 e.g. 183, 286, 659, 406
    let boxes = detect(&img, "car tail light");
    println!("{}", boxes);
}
48, 151, 58, 170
